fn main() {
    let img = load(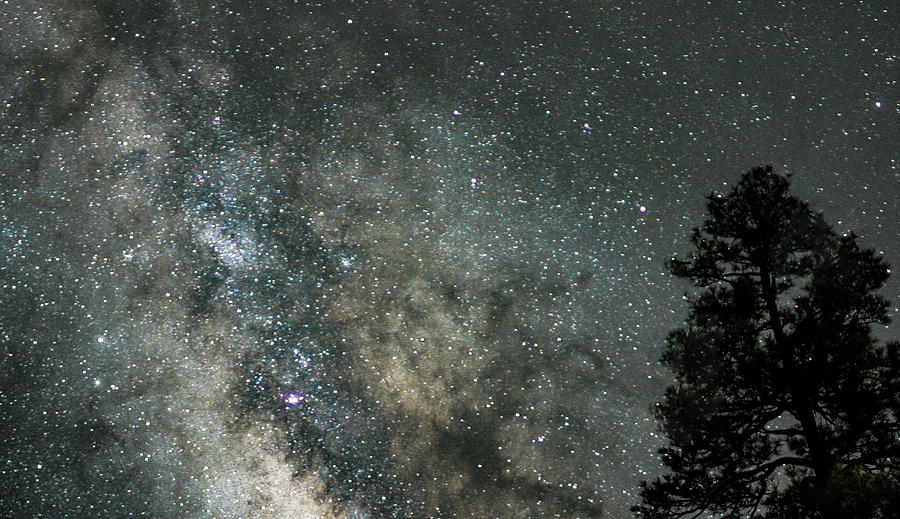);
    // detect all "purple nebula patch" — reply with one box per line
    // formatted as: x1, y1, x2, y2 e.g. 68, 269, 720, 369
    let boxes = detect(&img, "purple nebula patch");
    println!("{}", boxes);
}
277, 390, 307, 407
